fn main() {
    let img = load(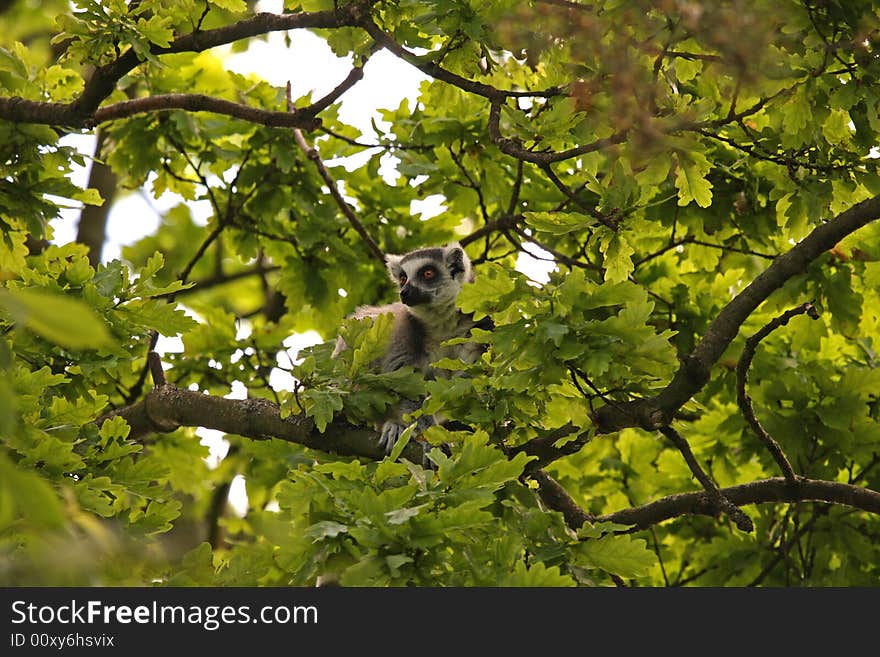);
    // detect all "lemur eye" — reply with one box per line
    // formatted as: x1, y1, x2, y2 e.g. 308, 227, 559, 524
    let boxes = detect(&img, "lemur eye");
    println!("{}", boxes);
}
398, 273, 407, 285
421, 267, 436, 280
